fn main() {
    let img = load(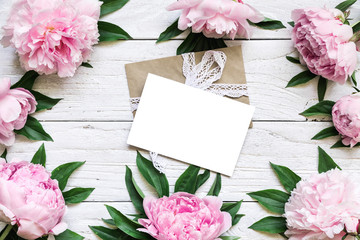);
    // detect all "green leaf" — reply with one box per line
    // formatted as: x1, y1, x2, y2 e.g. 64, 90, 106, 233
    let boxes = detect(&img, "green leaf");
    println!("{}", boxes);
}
102, 218, 116, 226
330, 140, 360, 148
219, 237, 240, 240
317, 77, 328, 102
136, 151, 169, 197
312, 126, 339, 140
1, 149, 7, 160
286, 70, 317, 87
55, 229, 84, 240
30, 90, 61, 112
208, 173, 222, 196
11, 71, 39, 90
89, 226, 126, 240
353, 21, 360, 34
352, 72, 357, 87
52, 162, 85, 191
81, 62, 93, 68
233, 214, 245, 226
195, 169, 210, 190
335, 0, 357, 12
288, 21, 295, 27
175, 165, 200, 193
157, 19, 184, 43
286, 56, 300, 64
100, 0, 130, 17
63, 188, 94, 204
14, 116, 53, 142
249, 216, 287, 234
248, 189, 290, 214
125, 166, 145, 214
31, 143, 46, 166
318, 146, 341, 173
105, 205, 152, 239
177, 32, 227, 55
270, 162, 301, 193
300, 100, 335, 117
98, 21, 132, 42
249, 18, 286, 30
221, 201, 243, 226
